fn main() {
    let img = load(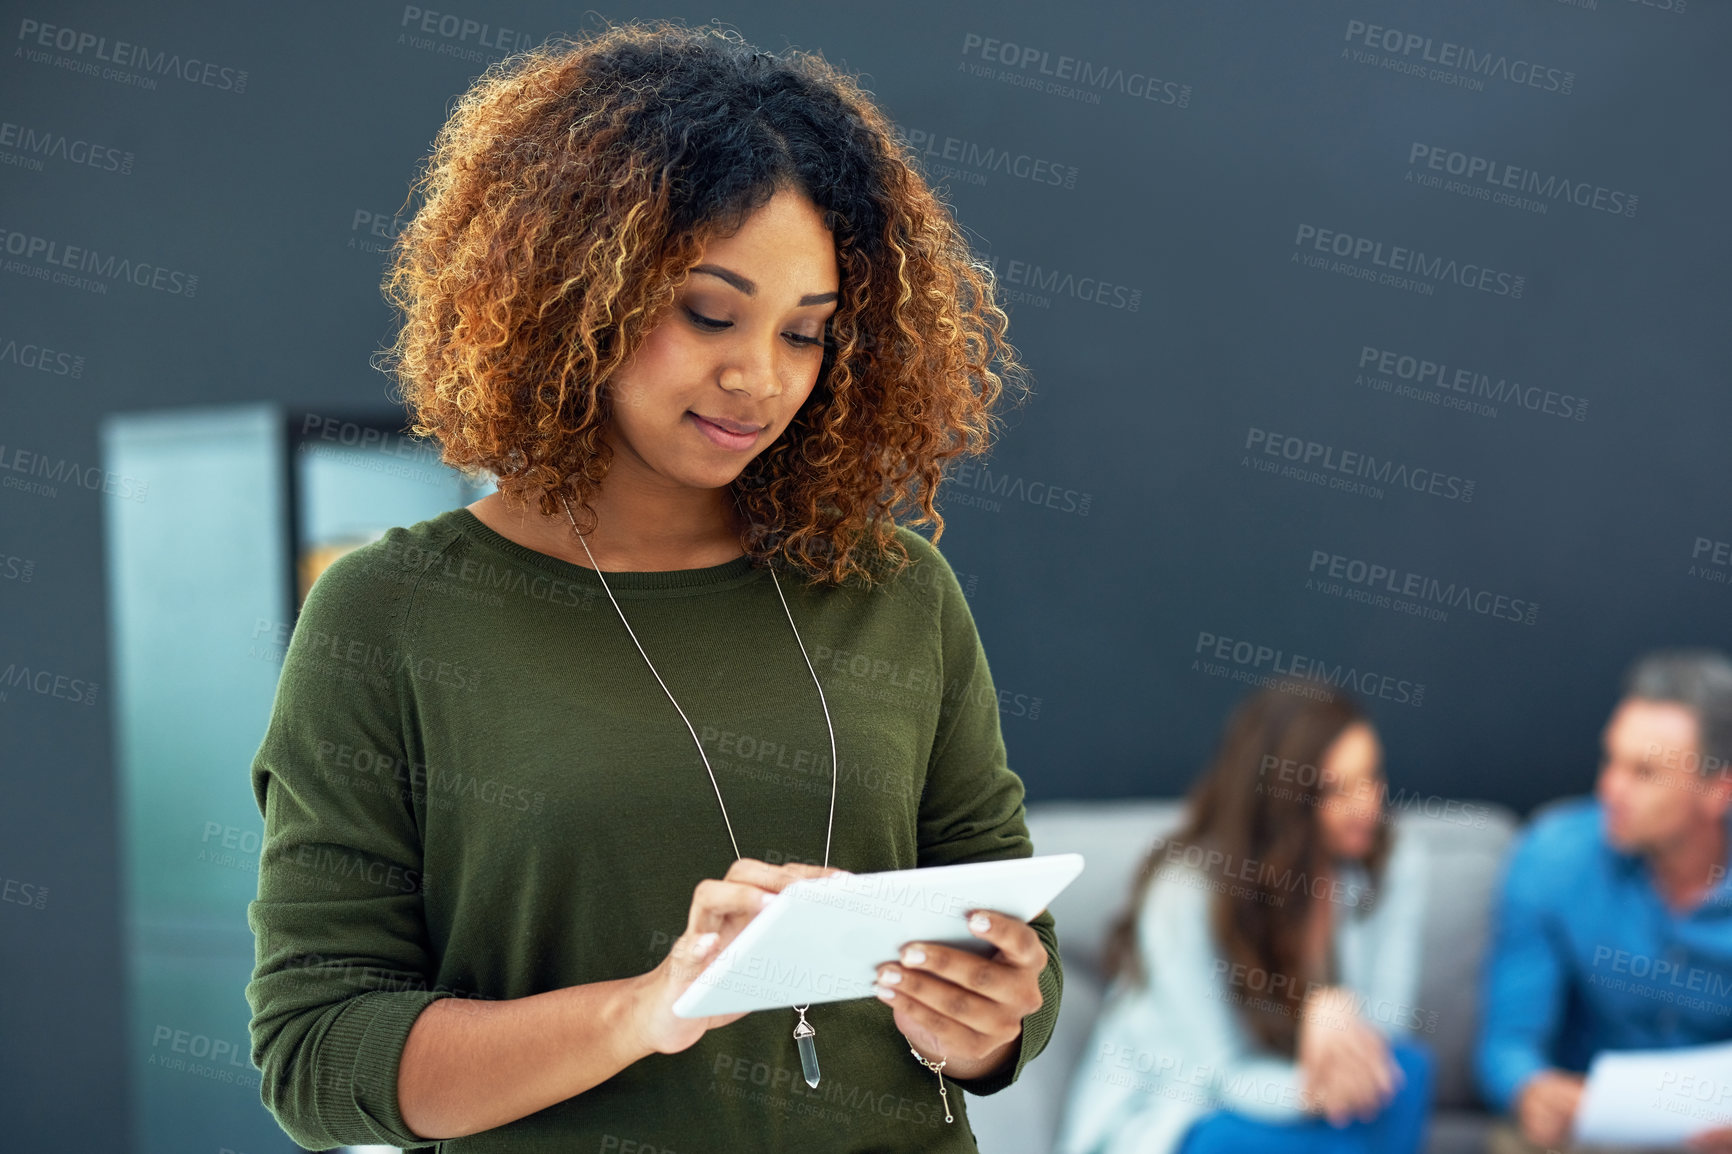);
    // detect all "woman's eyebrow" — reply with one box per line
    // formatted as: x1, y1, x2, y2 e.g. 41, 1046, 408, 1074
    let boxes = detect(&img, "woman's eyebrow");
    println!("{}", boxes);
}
692, 263, 837, 306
